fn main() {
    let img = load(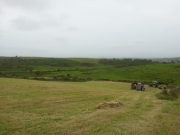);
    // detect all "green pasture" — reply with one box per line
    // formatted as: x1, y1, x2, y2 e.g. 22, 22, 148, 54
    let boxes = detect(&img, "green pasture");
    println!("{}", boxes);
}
67, 58, 99, 64
0, 78, 180, 135
34, 64, 180, 85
